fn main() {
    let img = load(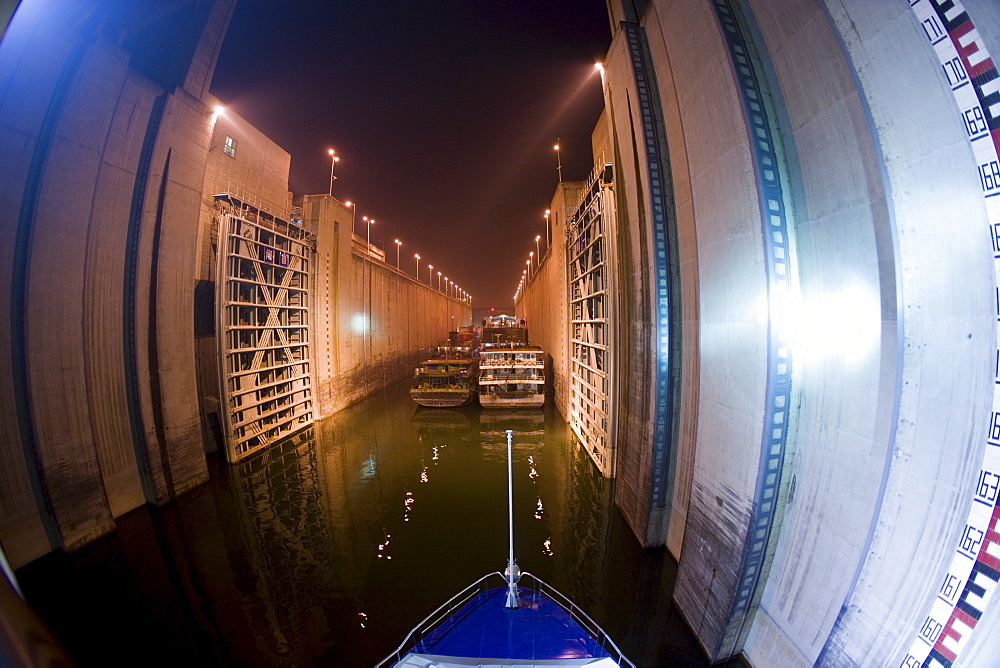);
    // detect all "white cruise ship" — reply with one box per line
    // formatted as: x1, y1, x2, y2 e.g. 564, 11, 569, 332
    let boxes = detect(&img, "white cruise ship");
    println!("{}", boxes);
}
477, 344, 545, 408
